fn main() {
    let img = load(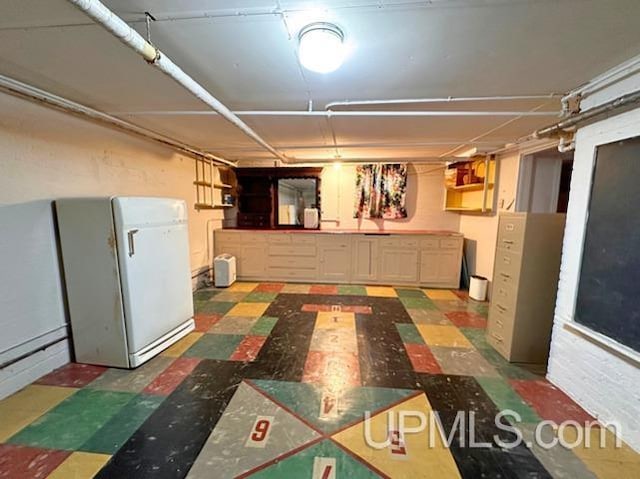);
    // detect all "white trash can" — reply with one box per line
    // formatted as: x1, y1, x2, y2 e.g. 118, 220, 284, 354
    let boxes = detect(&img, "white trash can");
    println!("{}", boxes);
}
214, 254, 236, 287
469, 275, 488, 301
